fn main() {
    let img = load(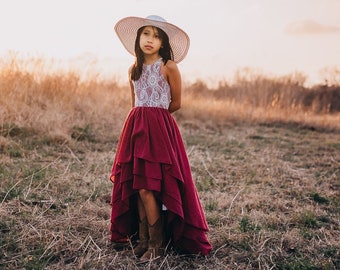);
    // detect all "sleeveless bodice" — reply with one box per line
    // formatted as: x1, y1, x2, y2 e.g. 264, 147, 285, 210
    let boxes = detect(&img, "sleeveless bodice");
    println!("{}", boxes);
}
133, 58, 171, 109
